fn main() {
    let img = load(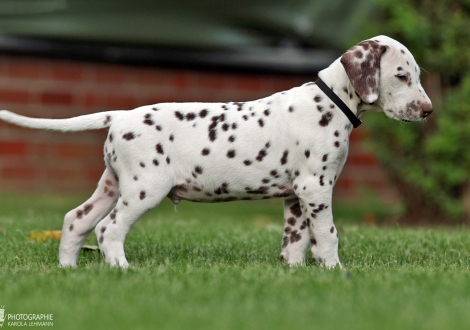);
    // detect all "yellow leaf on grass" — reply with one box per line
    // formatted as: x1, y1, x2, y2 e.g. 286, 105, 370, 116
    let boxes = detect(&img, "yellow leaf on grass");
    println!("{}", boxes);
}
28, 230, 62, 242
82, 245, 99, 251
